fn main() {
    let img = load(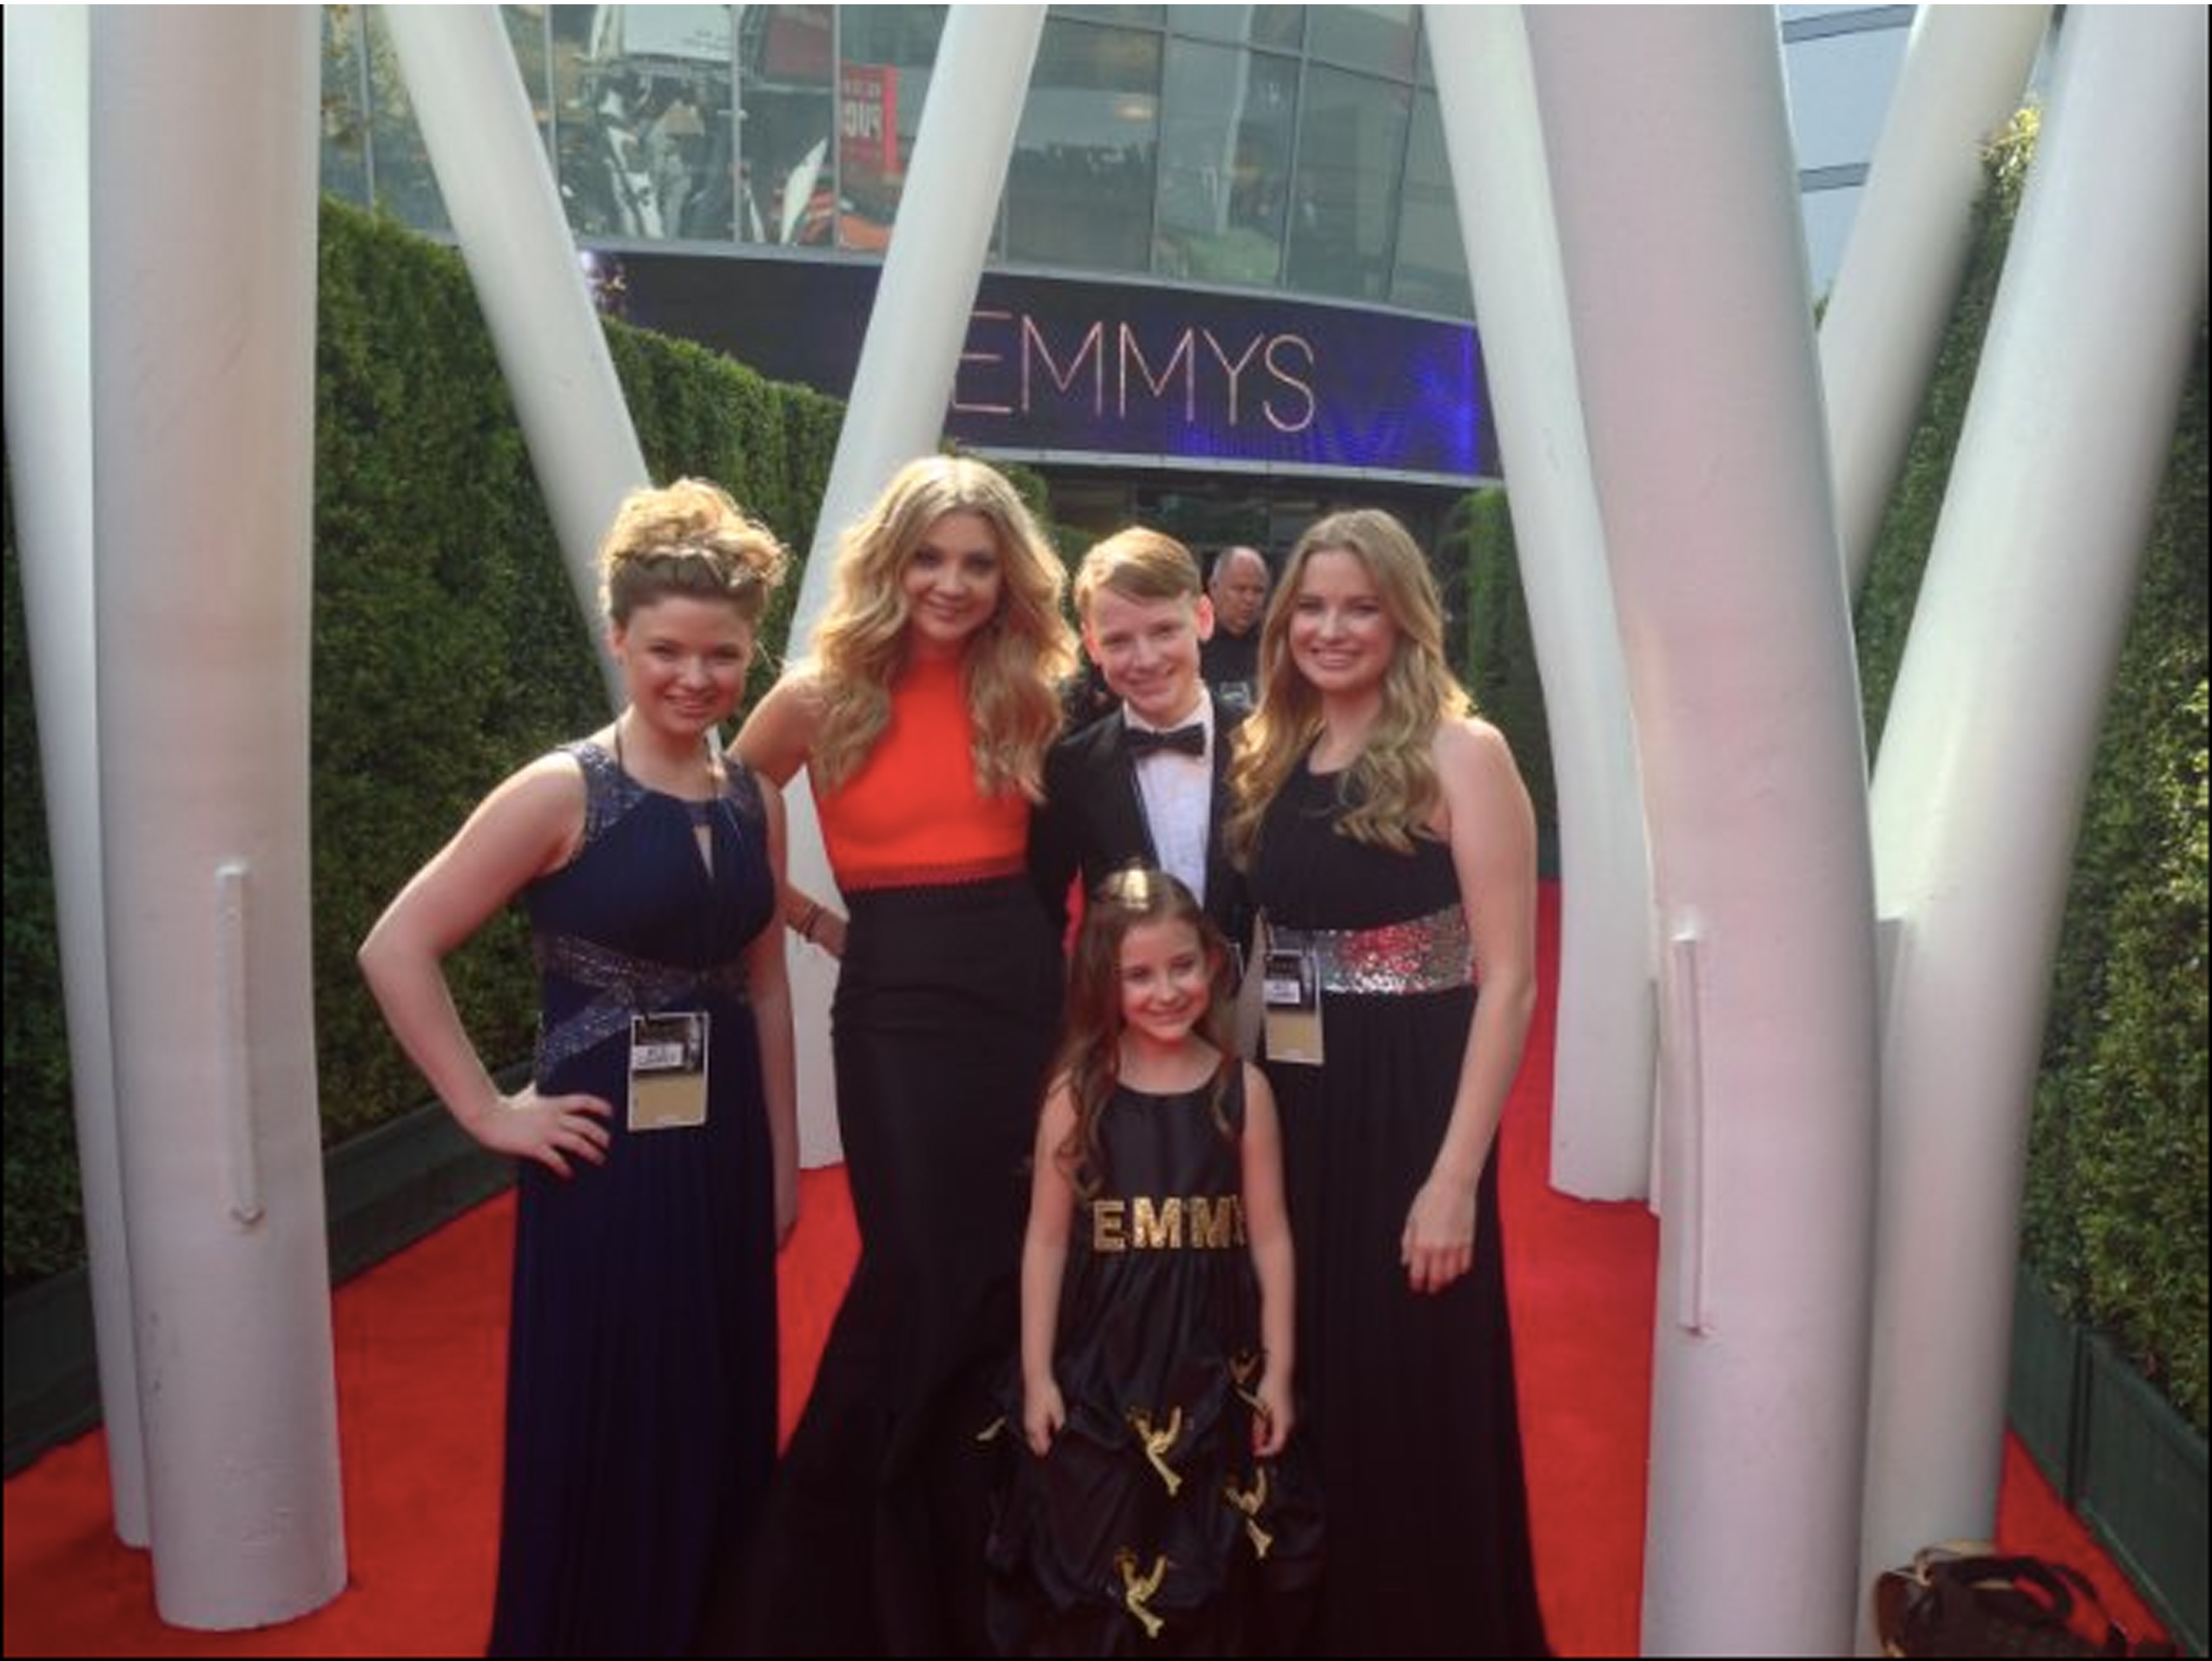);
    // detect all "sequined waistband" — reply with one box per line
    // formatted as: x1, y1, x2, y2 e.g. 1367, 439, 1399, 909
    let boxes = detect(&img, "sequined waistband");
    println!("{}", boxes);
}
533, 932, 749, 1077
1268, 903, 1476, 996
